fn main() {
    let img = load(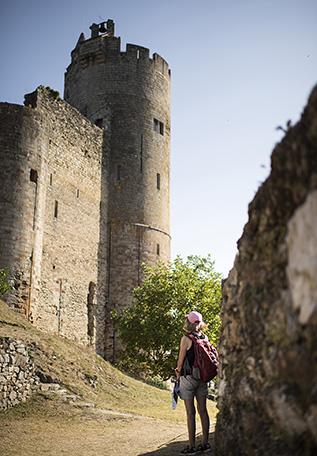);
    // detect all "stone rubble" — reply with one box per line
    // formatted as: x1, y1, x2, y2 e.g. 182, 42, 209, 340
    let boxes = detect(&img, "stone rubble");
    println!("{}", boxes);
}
0, 337, 40, 411
0, 336, 99, 412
